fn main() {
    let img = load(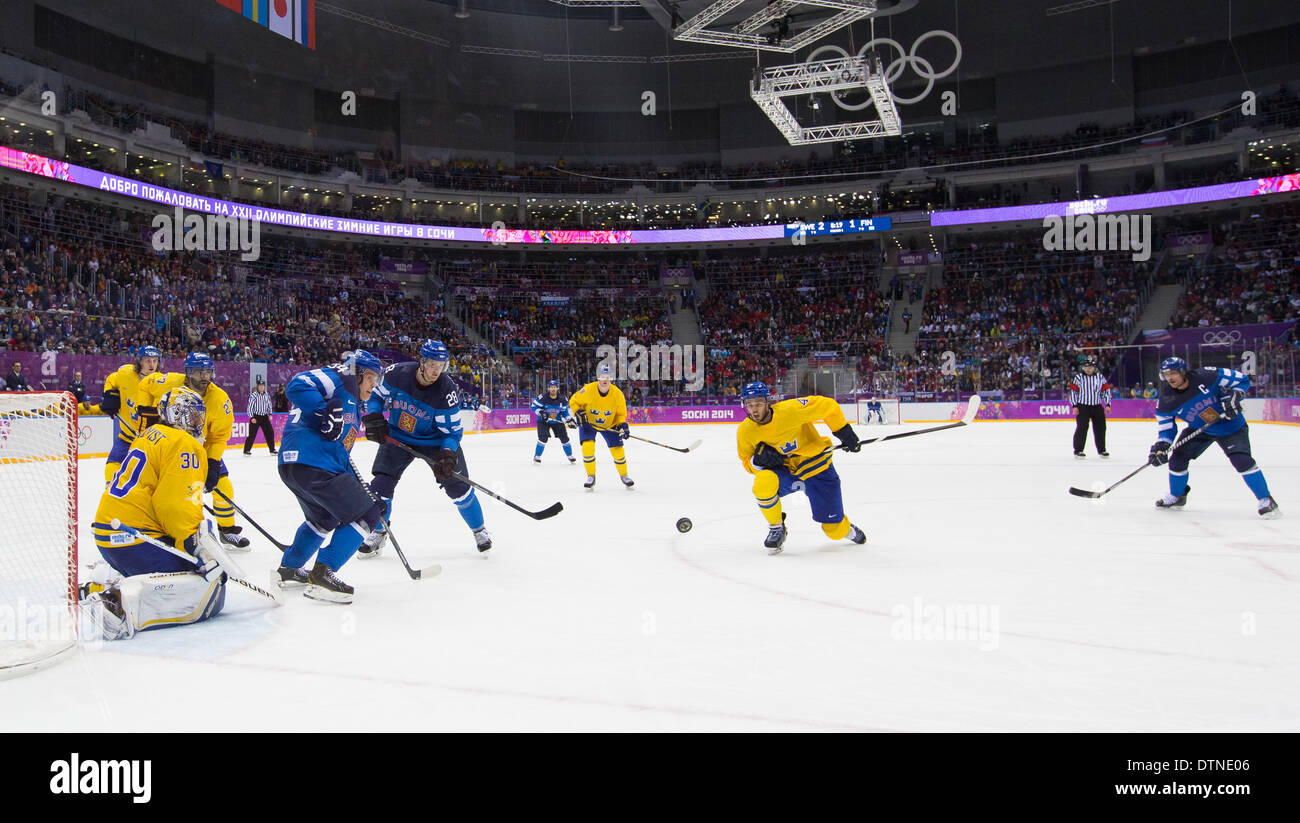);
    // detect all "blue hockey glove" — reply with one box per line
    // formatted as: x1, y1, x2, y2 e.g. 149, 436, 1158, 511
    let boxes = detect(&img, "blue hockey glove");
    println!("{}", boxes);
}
751, 442, 786, 470
1220, 388, 1245, 420
573, 409, 588, 428
317, 398, 346, 441
1148, 440, 1171, 466
615, 422, 630, 438
204, 459, 222, 493
432, 448, 459, 484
